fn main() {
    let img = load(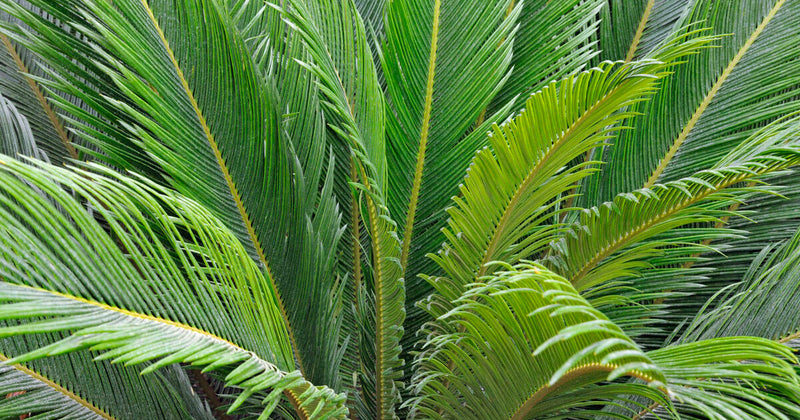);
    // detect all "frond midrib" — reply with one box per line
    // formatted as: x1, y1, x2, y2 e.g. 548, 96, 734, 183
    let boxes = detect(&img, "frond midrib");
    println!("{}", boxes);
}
399, 0, 441, 272
624, 0, 656, 63
0, 352, 115, 420
0, 34, 78, 159
570, 173, 750, 289
509, 363, 658, 420
137, 0, 303, 374
477, 83, 626, 277
644, 0, 786, 187
8, 283, 311, 418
